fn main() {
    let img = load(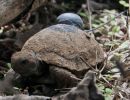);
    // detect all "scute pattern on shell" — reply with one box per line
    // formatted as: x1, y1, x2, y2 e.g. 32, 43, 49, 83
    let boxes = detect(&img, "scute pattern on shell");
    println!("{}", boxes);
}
22, 24, 104, 73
